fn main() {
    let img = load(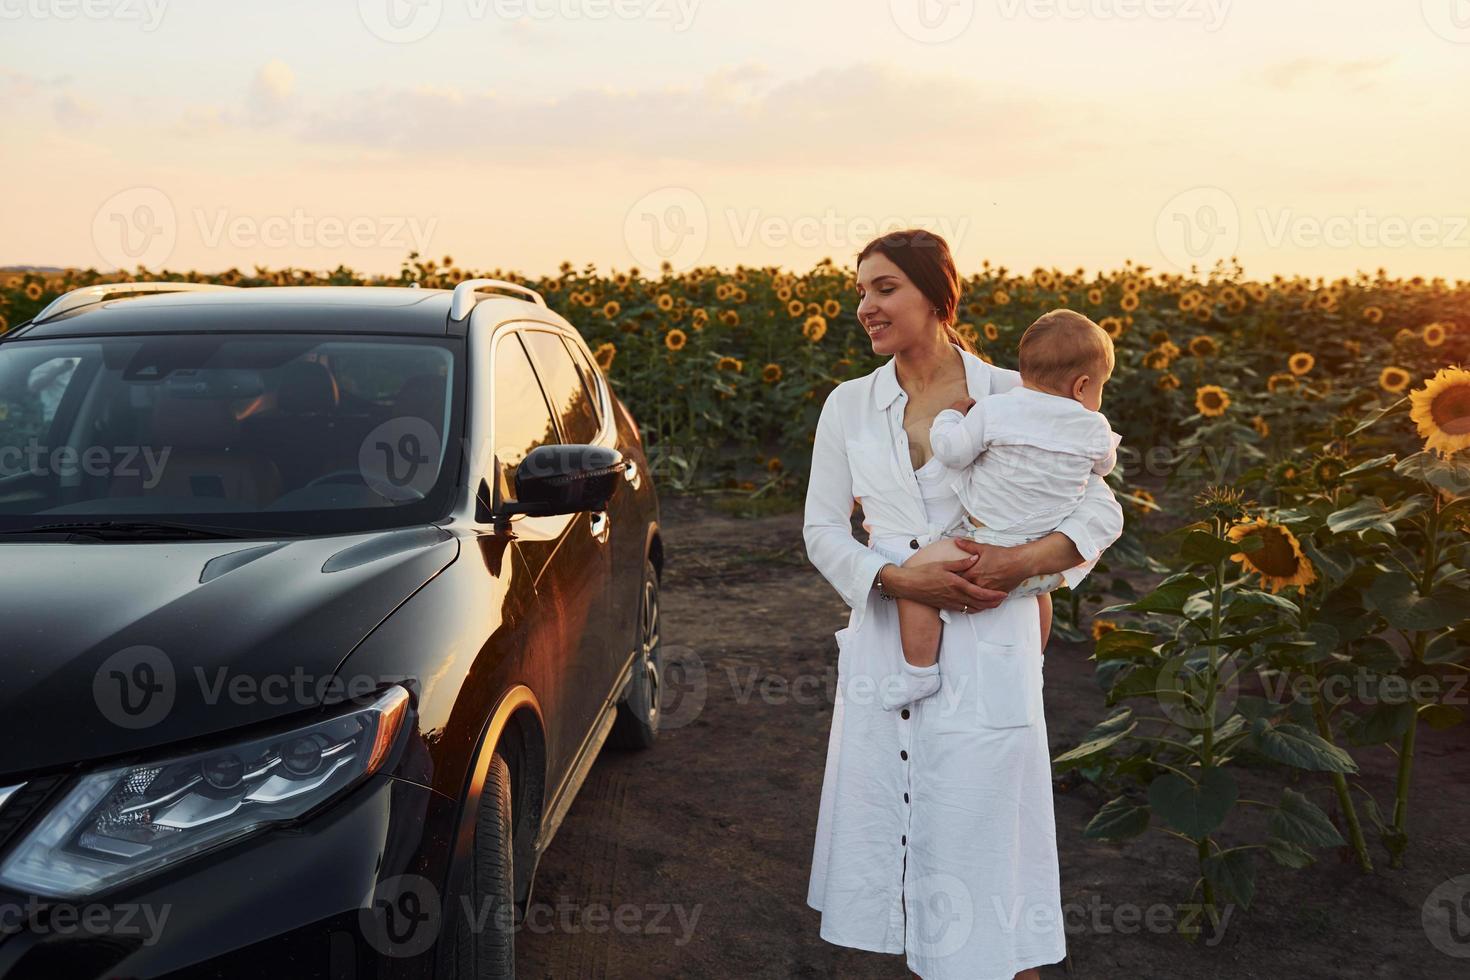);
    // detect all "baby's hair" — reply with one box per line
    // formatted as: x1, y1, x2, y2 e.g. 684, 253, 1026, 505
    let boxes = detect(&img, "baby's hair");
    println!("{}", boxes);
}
1017, 309, 1115, 394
